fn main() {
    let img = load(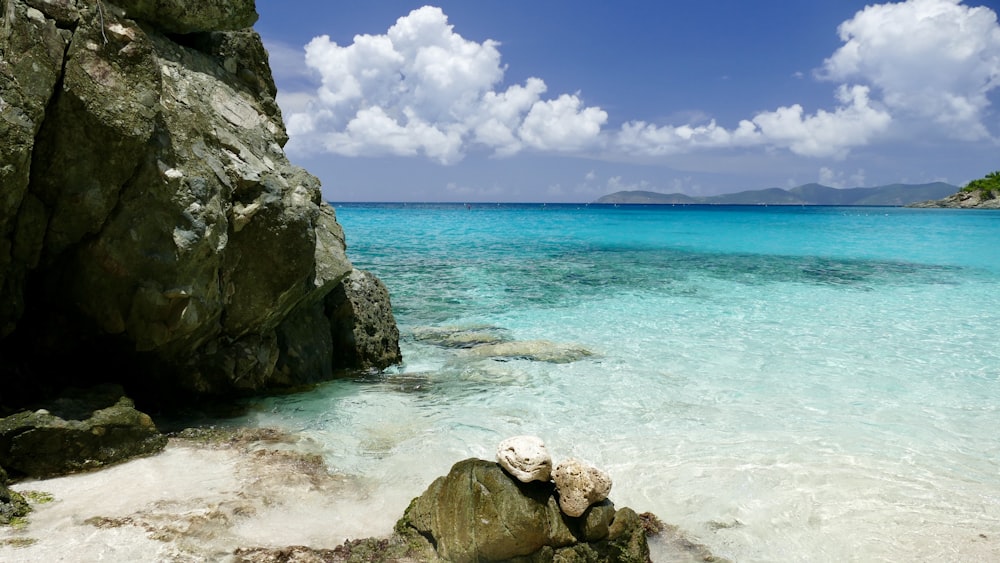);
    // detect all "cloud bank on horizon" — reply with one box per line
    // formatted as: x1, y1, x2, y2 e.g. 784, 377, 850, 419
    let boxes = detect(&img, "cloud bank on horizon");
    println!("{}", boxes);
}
280, 0, 1000, 167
